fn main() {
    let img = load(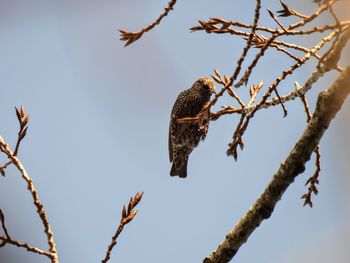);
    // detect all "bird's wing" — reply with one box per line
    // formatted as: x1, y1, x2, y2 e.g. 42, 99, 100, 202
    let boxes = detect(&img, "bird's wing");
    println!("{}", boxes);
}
168, 120, 173, 162
169, 90, 188, 162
